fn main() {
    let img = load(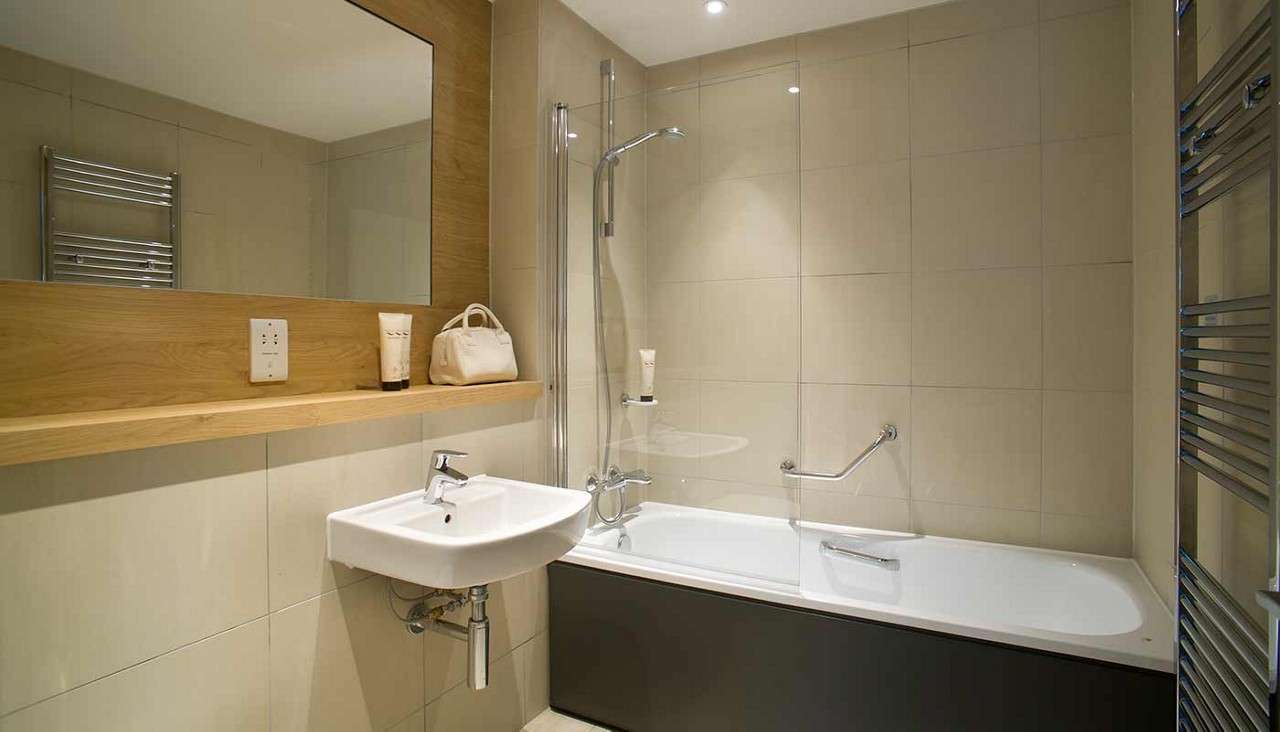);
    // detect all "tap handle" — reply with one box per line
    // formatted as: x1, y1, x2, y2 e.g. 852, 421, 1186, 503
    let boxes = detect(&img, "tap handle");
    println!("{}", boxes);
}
431, 449, 468, 469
